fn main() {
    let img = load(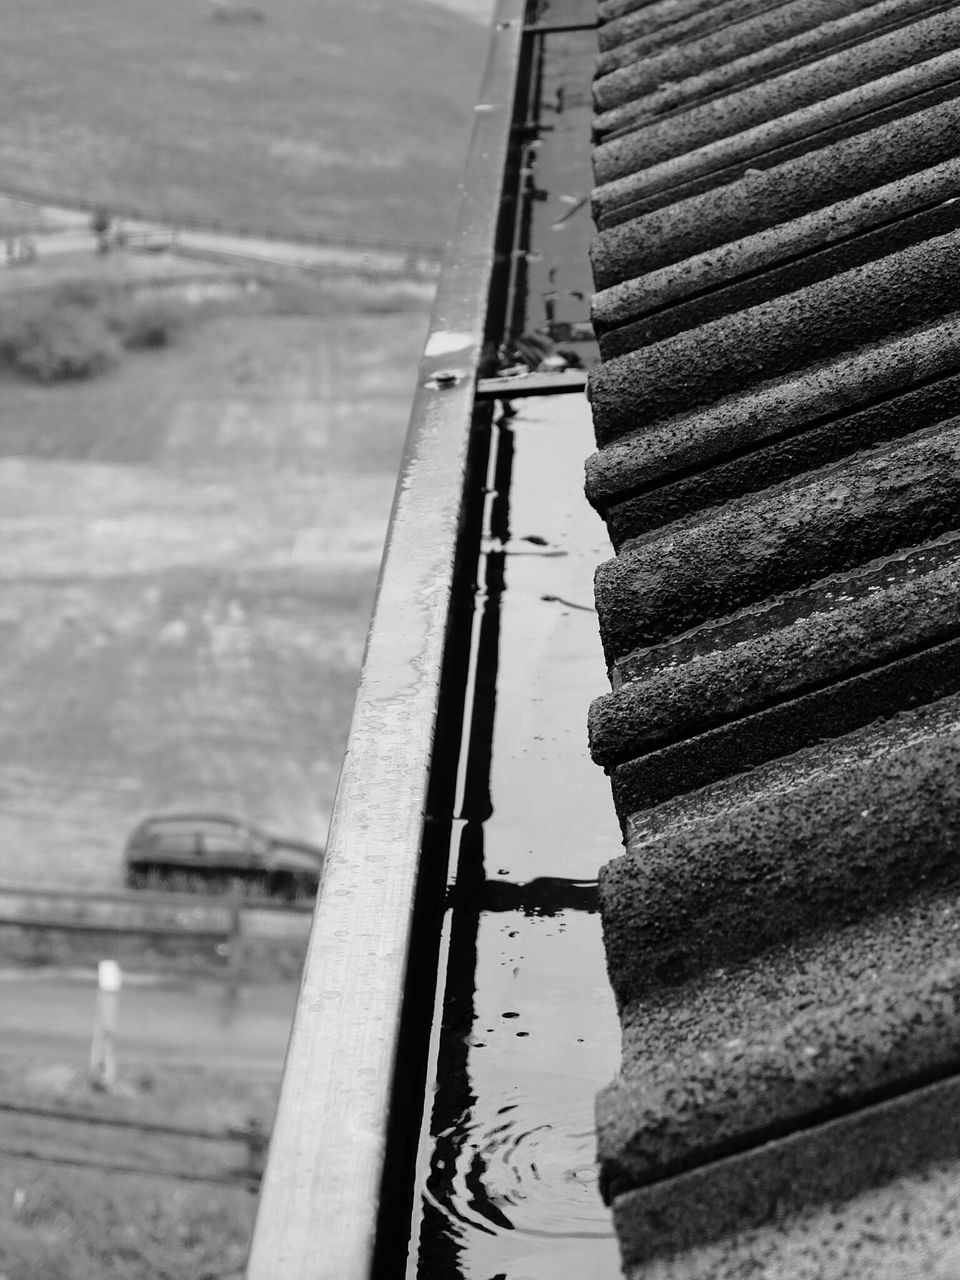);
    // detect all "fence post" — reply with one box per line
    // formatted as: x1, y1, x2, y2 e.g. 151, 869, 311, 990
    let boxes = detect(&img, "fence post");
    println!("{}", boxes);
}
228, 890, 244, 975
89, 959, 122, 1090
243, 1118, 268, 1182
222, 890, 244, 1022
